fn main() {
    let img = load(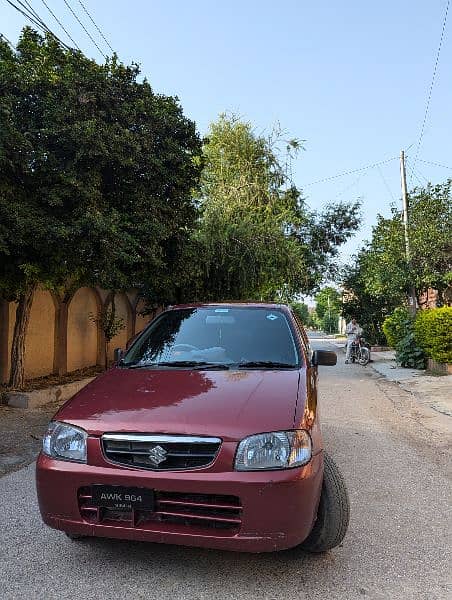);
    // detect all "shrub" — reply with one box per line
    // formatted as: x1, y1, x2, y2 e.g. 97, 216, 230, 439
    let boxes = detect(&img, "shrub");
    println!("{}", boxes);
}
382, 307, 411, 348
395, 332, 426, 369
414, 307, 452, 364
